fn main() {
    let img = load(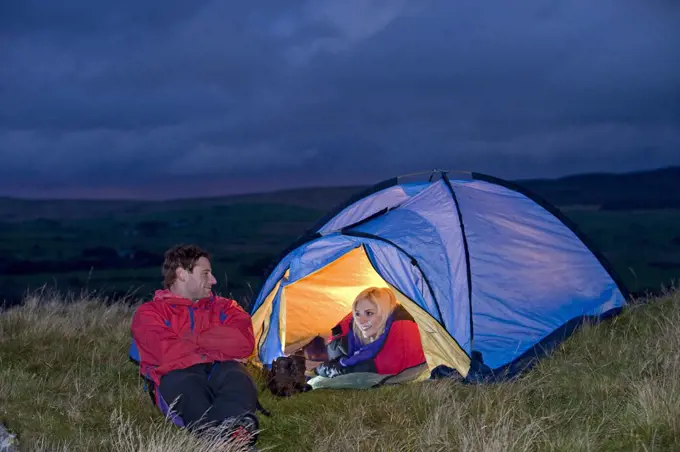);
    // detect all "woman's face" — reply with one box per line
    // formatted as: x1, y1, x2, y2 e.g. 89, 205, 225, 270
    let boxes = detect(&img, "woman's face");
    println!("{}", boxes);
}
354, 298, 381, 338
